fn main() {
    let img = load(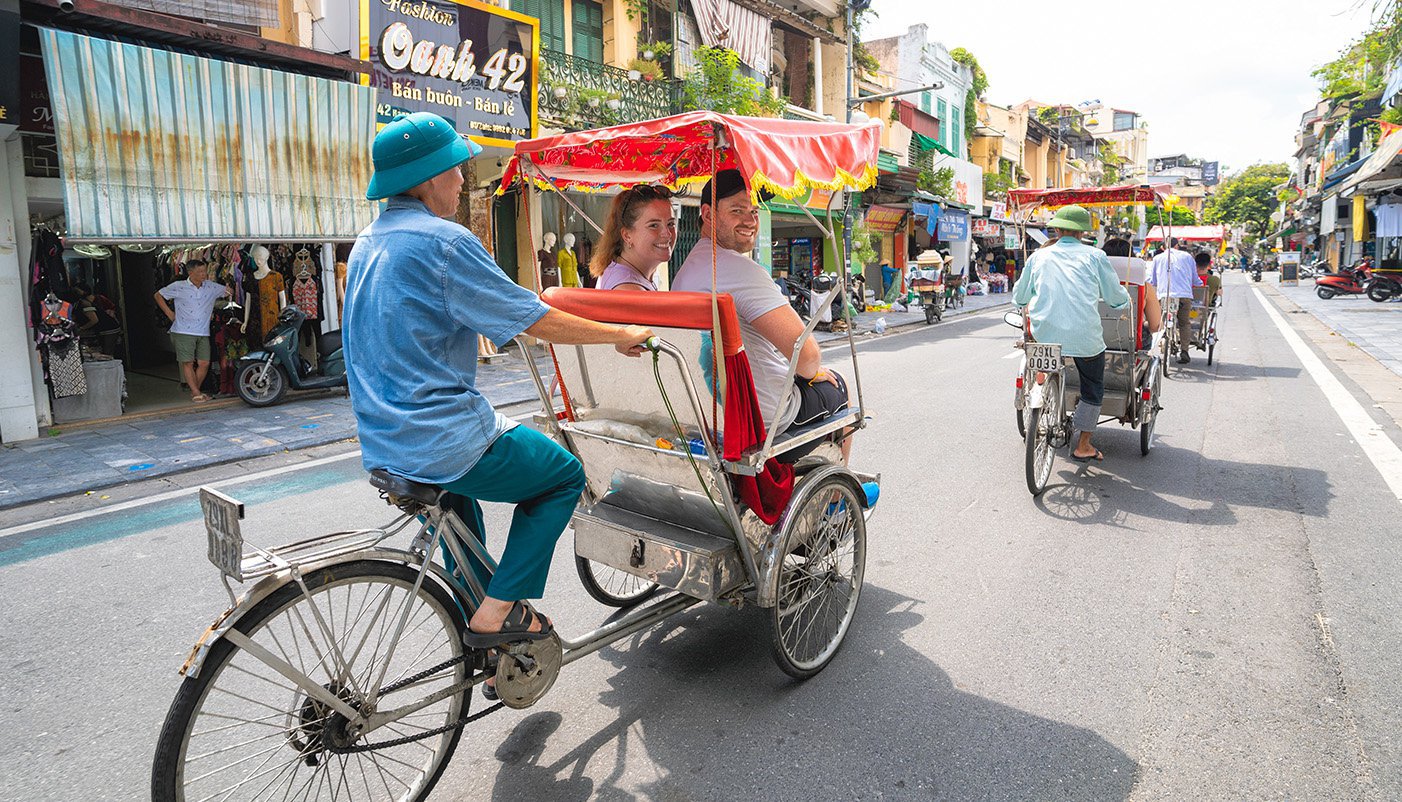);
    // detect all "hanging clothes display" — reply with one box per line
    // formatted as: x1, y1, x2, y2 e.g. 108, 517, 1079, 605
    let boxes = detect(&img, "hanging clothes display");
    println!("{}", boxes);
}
214, 305, 250, 396
1374, 202, 1402, 239
290, 248, 320, 319
36, 297, 88, 398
